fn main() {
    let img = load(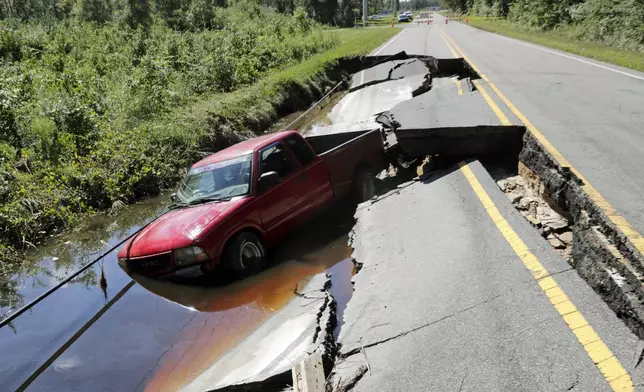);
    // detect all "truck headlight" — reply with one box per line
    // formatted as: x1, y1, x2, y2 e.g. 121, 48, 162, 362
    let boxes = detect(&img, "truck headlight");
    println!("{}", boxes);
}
173, 246, 209, 267
117, 257, 127, 268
